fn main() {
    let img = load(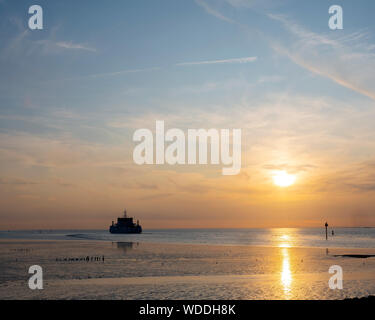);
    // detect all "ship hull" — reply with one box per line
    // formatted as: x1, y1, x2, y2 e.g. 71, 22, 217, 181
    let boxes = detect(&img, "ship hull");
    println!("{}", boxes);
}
109, 225, 142, 234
